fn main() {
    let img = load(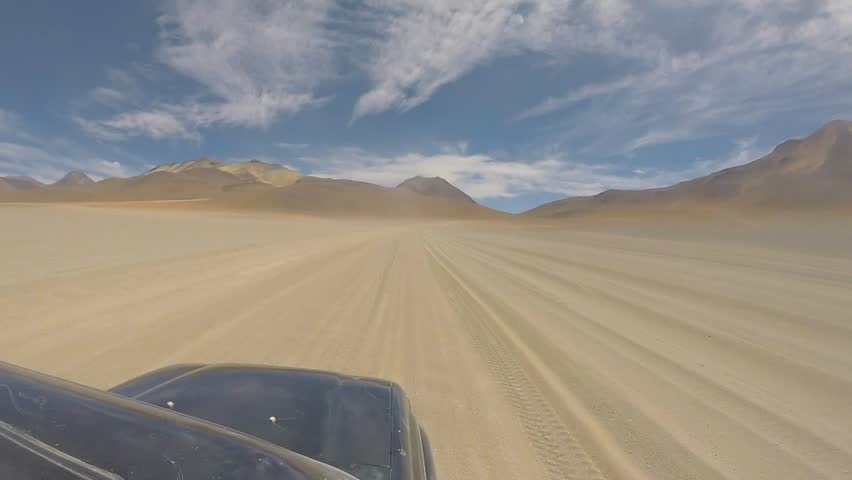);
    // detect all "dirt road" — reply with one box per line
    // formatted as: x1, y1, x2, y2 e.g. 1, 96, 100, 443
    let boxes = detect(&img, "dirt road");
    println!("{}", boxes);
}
2, 205, 852, 479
